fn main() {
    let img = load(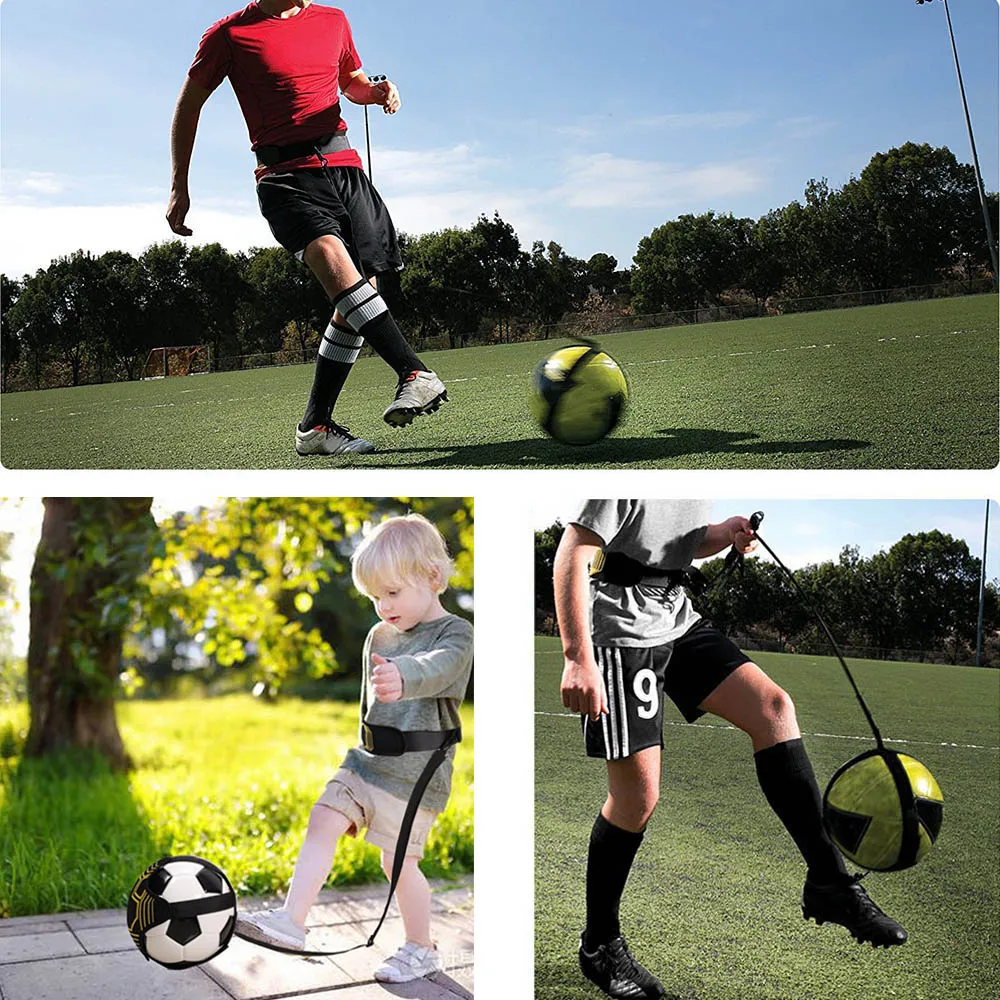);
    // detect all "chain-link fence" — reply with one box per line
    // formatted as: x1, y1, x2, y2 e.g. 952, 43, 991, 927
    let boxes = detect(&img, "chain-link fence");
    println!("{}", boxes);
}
4, 279, 994, 391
